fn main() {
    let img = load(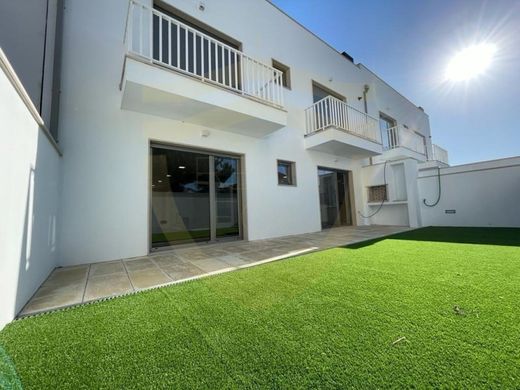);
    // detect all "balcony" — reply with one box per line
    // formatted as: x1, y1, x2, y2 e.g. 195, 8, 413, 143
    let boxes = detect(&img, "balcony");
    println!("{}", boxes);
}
304, 96, 382, 157
120, 1, 287, 137
431, 144, 449, 165
381, 125, 427, 161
